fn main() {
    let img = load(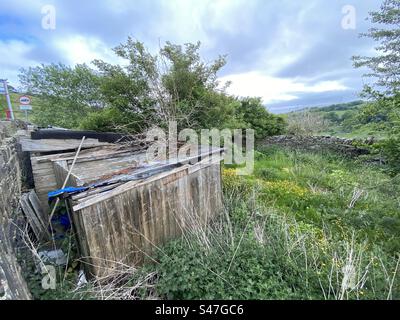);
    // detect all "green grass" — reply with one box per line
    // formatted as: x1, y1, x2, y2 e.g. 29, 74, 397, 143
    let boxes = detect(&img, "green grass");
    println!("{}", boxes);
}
319, 123, 389, 140
254, 147, 399, 248
127, 146, 400, 300
31, 146, 397, 300
285, 100, 391, 140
